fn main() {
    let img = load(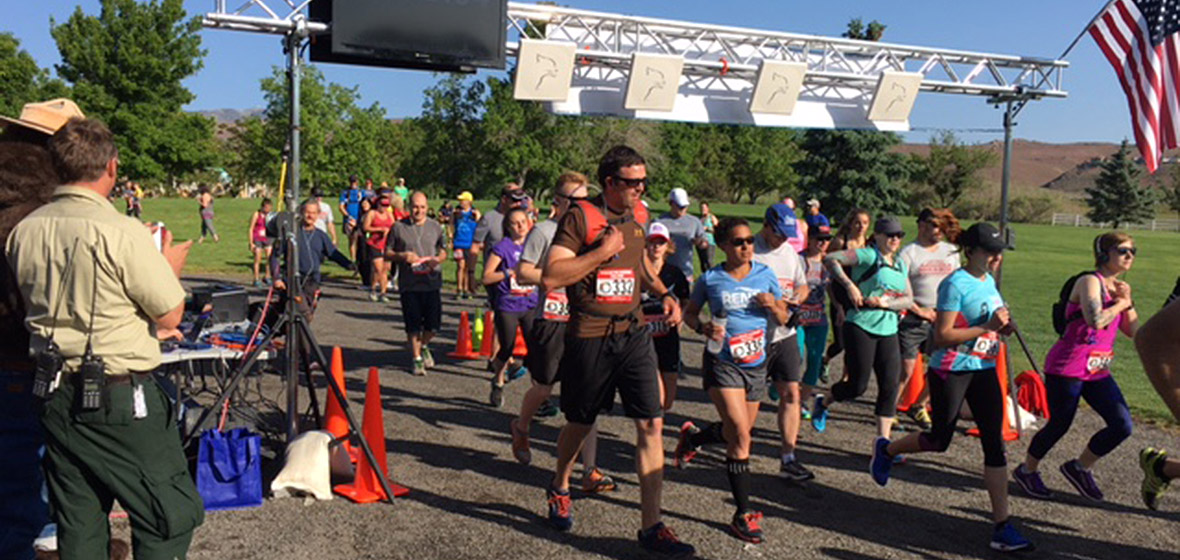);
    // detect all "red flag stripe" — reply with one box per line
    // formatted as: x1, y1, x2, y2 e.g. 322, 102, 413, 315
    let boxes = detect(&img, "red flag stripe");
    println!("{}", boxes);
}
1093, 7, 1160, 170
